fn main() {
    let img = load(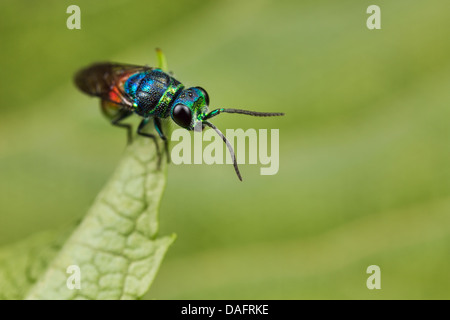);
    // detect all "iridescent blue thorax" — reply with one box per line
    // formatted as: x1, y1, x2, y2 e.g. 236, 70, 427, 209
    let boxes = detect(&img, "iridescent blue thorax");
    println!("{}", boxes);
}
124, 68, 184, 118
